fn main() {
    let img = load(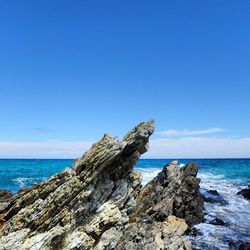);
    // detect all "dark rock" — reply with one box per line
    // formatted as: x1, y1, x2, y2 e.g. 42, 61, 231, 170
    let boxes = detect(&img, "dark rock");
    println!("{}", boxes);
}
177, 163, 204, 226
224, 236, 250, 250
227, 239, 250, 250
188, 227, 203, 237
129, 161, 204, 227
115, 160, 203, 249
0, 190, 13, 201
207, 189, 220, 196
237, 186, 250, 200
203, 196, 229, 205
201, 189, 228, 205
239, 241, 250, 250
227, 239, 237, 249
209, 218, 225, 226
0, 190, 13, 227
